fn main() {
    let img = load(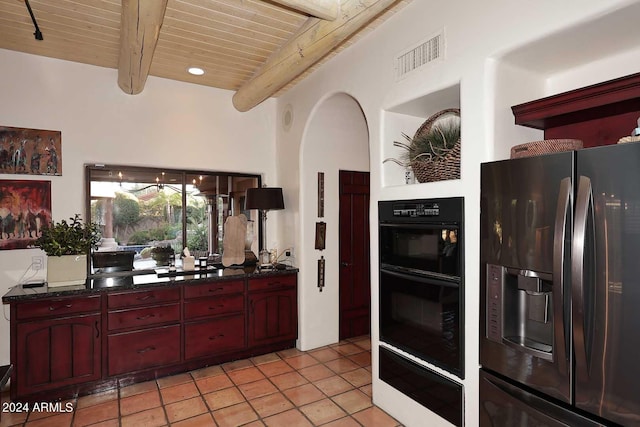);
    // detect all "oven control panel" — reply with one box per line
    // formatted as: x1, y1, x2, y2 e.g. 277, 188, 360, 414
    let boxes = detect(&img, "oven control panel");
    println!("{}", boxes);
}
393, 202, 440, 217
380, 197, 463, 224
